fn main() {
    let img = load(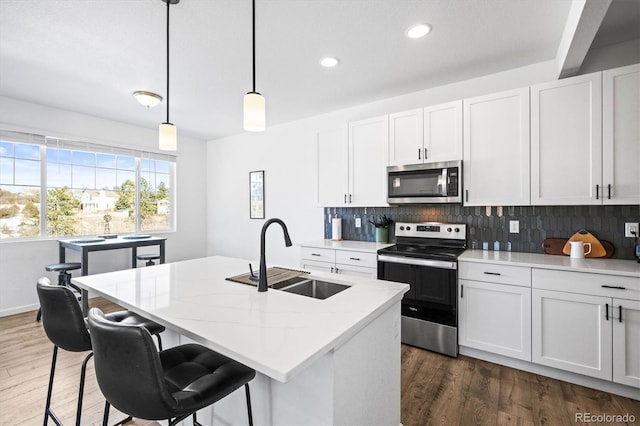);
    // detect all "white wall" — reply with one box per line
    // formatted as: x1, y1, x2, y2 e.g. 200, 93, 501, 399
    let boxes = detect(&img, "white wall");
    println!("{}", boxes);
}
205, 60, 560, 267
0, 96, 208, 316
